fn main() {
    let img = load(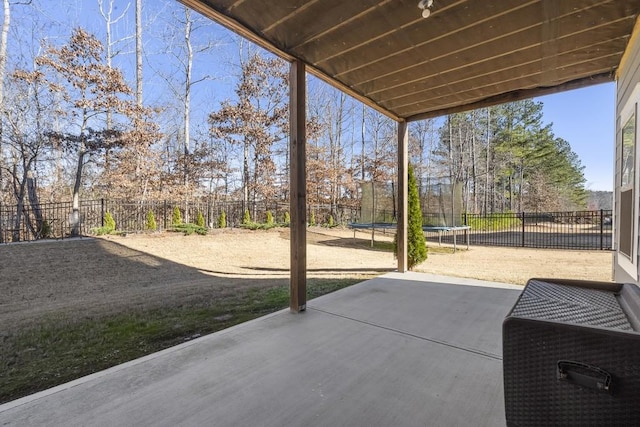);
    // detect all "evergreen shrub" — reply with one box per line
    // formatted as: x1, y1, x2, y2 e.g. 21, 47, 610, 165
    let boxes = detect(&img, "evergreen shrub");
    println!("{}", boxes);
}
407, 164, 427, 269
94, 211, 116, 235
172, 206, 182, 226
104, 211, 116, 231
395, 165, 427, 269
218, 211, 227, 228
146, 210, 157, 231
196, 211, 205, 228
